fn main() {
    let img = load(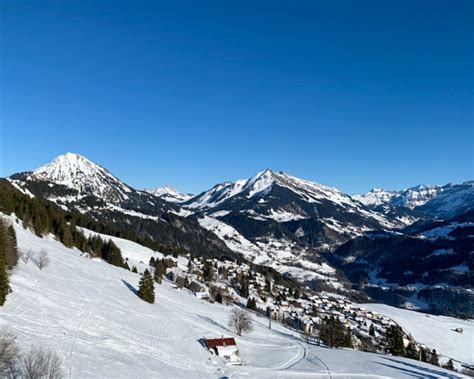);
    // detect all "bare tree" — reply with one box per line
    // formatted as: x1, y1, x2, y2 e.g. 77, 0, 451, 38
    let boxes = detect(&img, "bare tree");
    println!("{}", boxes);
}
21, 250, 34, 264
36, 250, 50, 270
228, 308, 253, 336
20, 347, 63, 379
0, 328, 20, 378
